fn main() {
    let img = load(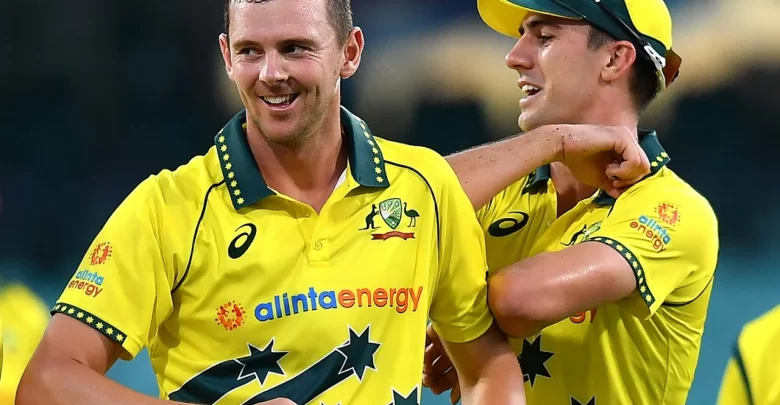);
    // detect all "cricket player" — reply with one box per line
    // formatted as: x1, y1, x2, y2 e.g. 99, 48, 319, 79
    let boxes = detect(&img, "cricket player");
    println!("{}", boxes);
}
423, 1, 720, 405
0, 282, 50, 404
717, 304, 780, 405
12, 0, 659, 403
